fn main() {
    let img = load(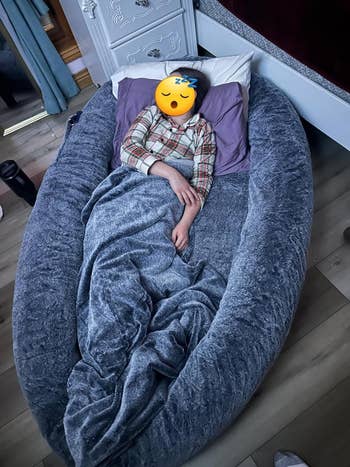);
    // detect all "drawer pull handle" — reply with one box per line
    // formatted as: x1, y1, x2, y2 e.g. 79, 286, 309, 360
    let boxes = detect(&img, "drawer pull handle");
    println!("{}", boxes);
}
135, 0, 150, 6
82, 0, 97, 19
147, 48, 160, 58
